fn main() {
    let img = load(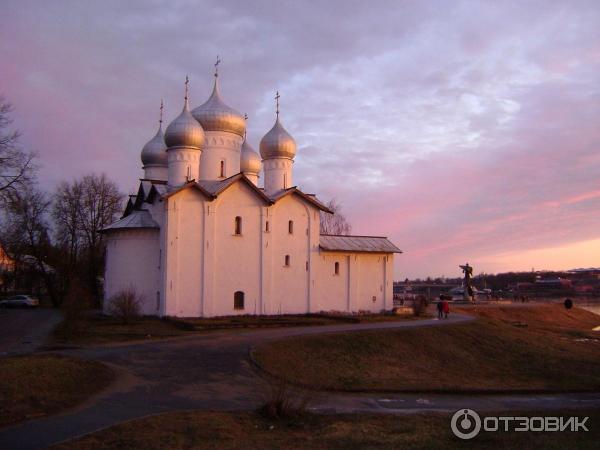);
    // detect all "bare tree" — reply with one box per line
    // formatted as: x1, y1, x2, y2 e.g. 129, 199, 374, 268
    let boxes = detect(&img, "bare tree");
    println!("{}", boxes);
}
77, 174, 123, 256
320, 198, 352, 235
1, 186, 58, 305
53, 181, 86, 261
52, 181, 83, 295
53, 174, 123, 303
0, 98, 36, 198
